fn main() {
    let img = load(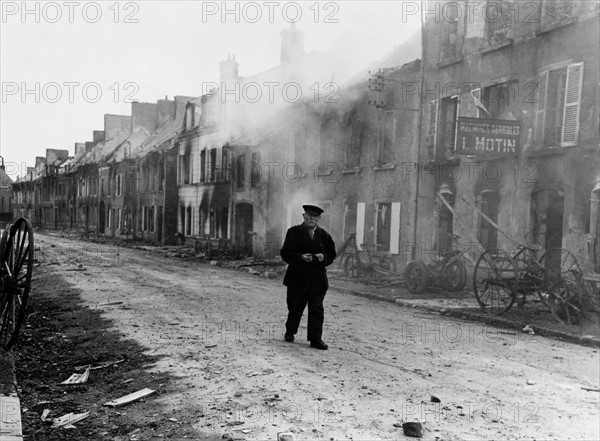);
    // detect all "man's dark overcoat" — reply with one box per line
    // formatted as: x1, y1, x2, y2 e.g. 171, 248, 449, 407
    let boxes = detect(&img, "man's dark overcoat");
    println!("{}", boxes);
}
281, 224, 336, 291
